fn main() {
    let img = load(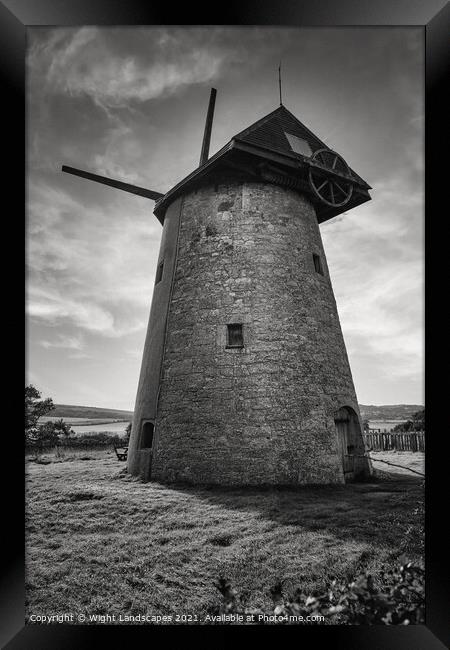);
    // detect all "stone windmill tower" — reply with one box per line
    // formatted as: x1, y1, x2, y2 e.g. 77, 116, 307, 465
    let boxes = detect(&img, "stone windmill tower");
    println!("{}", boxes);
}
63, 89, 372, 485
